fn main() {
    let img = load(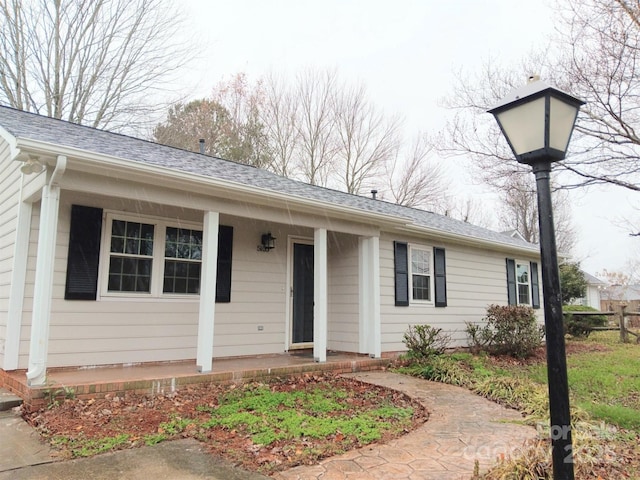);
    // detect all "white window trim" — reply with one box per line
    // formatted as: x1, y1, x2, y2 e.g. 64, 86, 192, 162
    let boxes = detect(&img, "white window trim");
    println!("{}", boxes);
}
99, 211, 203, 299
515, 260, 531, 306
409, 244, 433, 305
